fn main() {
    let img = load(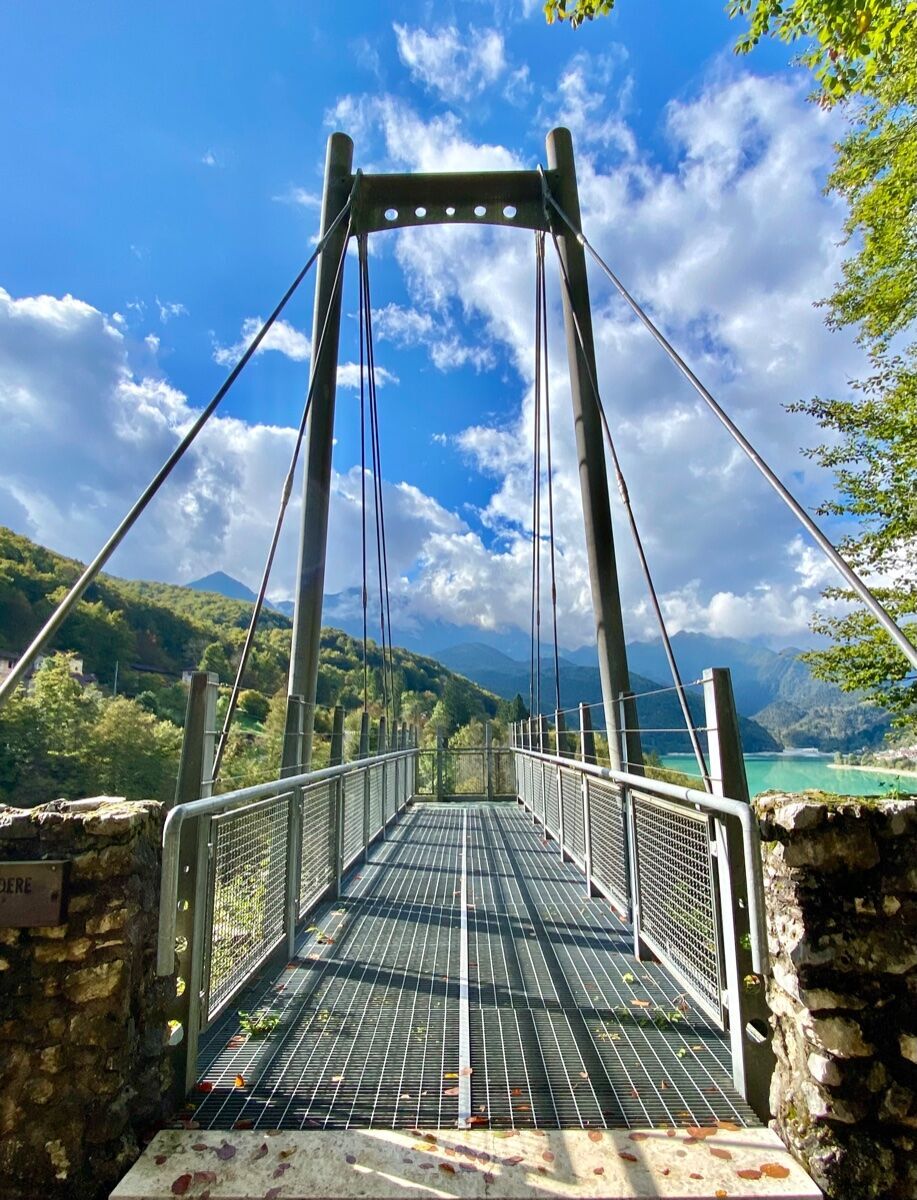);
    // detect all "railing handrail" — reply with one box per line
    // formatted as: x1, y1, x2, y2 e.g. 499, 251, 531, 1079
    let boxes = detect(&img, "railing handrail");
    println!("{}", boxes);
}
513, 744, 767, 975
157, 746, 418, 975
